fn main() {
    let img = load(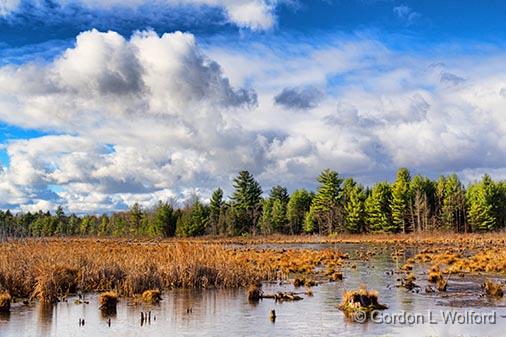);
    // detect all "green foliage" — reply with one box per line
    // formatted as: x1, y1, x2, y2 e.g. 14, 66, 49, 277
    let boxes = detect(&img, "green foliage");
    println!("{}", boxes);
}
287, 189, 313, 234
306, 169, 343, 234
390, 168, 411, 233
365, 182, 392, 232
176, 199, 209, 237
151, 201, 178, 237
231, 170, 263, 234
344, 183, 366, 233
209, 188, 224, 235
4, 168, 506, 239
260, 185, 289, 234
466, 175, 499, 231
